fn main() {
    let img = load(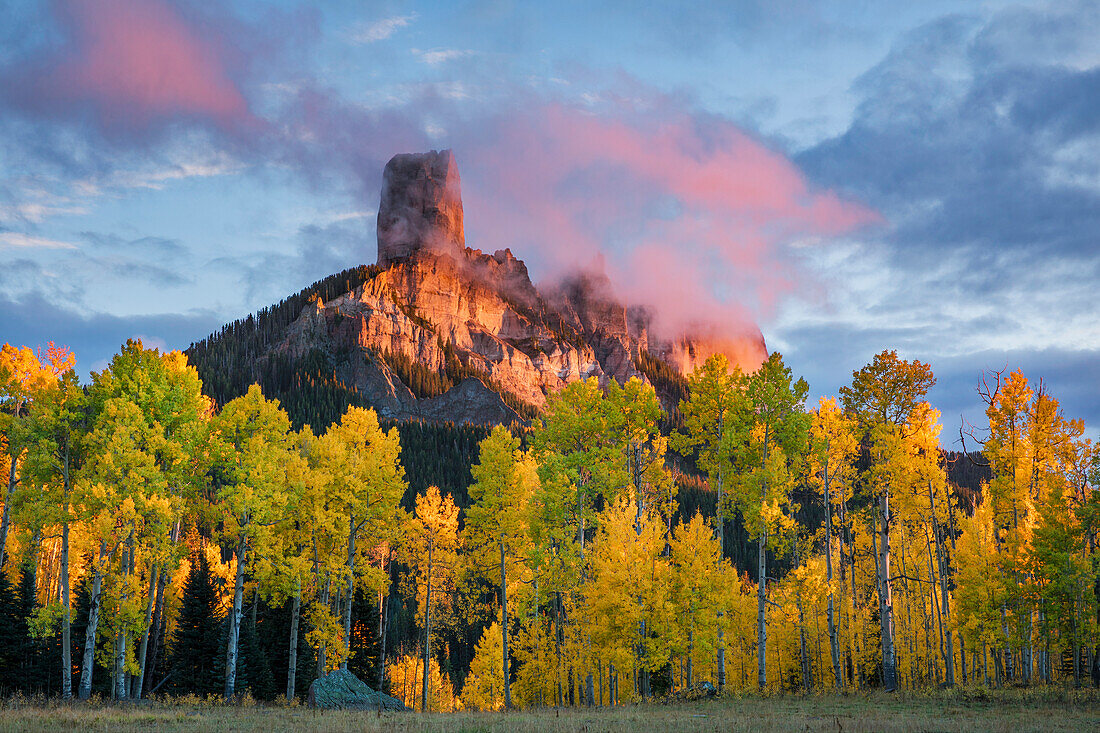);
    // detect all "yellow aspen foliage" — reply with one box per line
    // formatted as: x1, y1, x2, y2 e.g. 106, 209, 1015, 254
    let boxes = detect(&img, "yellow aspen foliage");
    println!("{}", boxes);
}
510, 612, 558, 707
588, 498, 670, 687
460, 618, 505, 711
386, 652, 456, 712
667, 512, 724, 689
